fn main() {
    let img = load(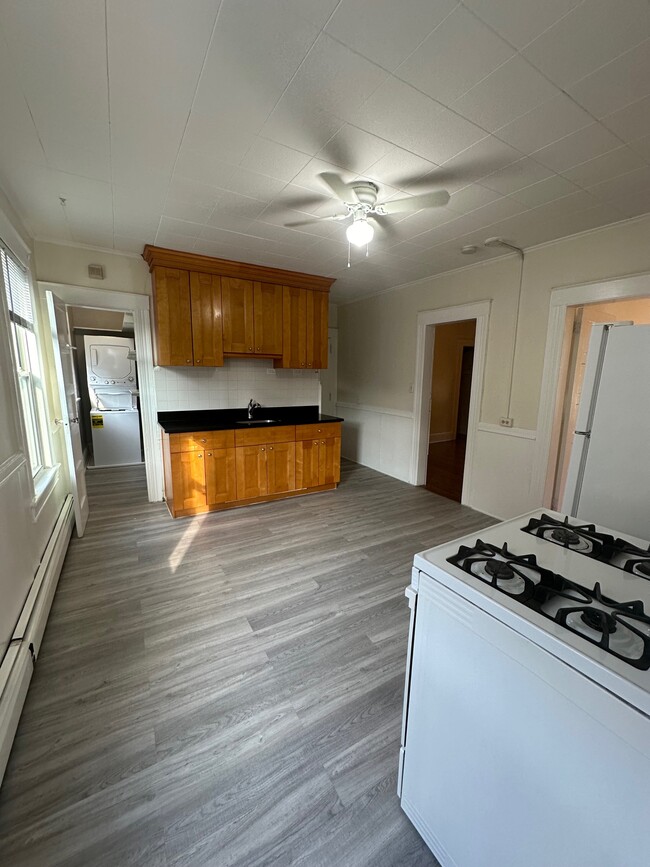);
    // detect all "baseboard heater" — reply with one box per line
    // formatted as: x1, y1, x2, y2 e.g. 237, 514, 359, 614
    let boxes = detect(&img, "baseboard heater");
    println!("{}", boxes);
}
0, 495, 74, 784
